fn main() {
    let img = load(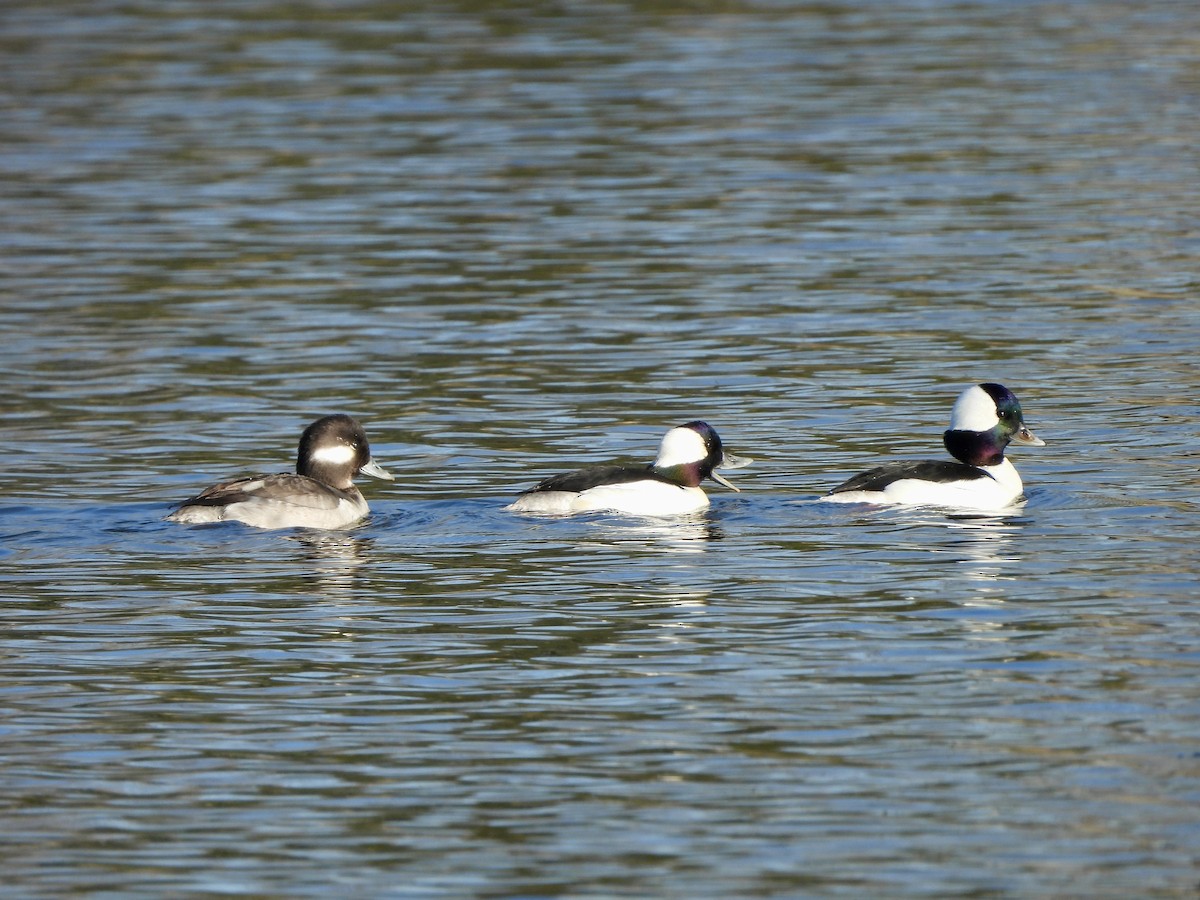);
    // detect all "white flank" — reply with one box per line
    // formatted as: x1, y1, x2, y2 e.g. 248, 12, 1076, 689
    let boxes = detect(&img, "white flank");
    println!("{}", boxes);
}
822, 460, 1025, 511
507, 481, 710, 517
948, 385, 1000, 432
228, 495, 369, 530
